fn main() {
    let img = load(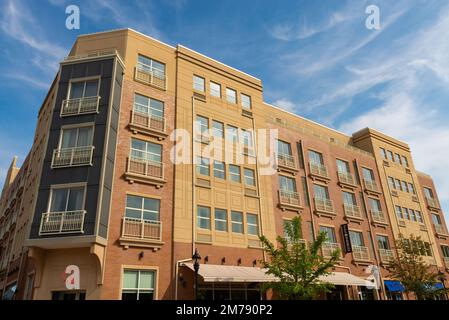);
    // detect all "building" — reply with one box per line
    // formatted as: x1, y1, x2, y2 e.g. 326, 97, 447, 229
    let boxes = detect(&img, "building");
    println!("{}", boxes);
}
0, 28, 448, 300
